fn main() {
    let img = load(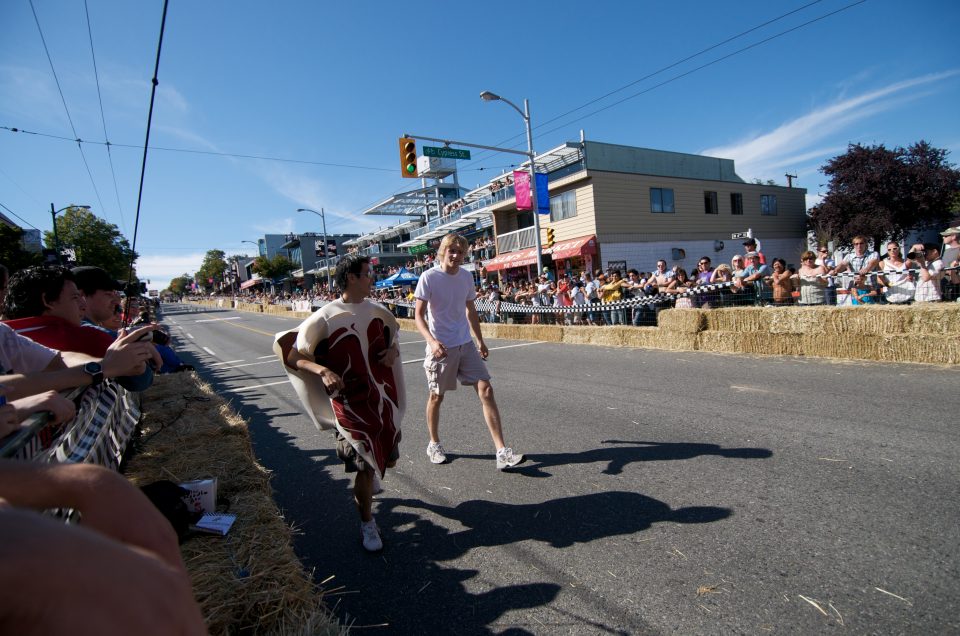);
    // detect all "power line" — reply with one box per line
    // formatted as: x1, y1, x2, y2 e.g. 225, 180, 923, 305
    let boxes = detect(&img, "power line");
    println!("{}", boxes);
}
28, 0, 107, 215
84, 0, 127, 234
0, 202, 39, 230
534, 0, 869, 142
